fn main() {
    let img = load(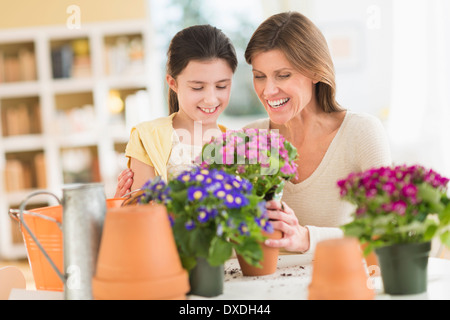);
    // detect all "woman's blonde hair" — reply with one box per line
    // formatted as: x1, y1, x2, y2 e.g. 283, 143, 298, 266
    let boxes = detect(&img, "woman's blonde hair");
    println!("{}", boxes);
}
245, 11, 343, 113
